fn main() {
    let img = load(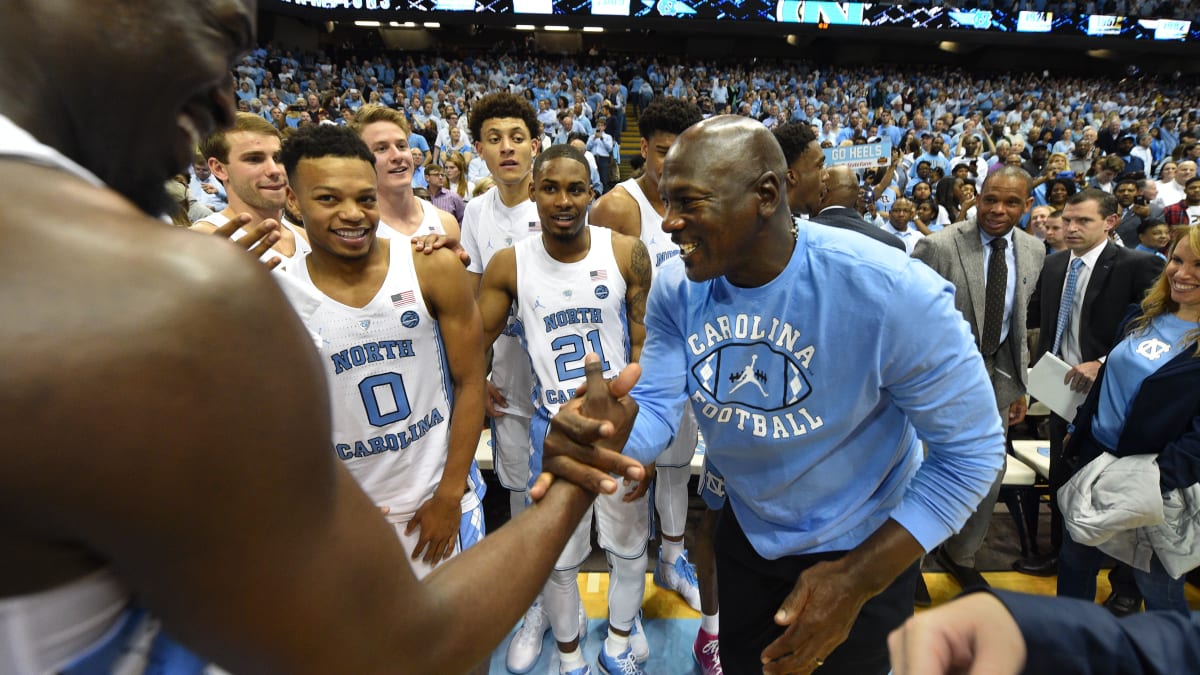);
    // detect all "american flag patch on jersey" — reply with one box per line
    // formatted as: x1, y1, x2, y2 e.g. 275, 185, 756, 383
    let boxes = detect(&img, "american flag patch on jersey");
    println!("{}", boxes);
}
391, 291, 415, 307
590, 269, 607, 282
528, 221, 541, 232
